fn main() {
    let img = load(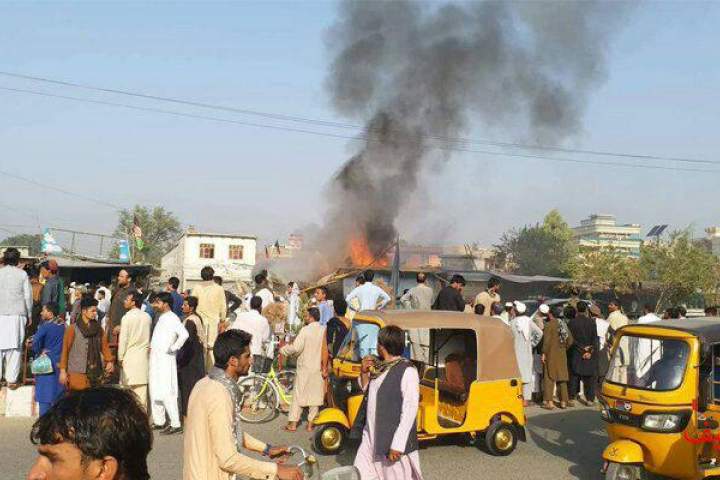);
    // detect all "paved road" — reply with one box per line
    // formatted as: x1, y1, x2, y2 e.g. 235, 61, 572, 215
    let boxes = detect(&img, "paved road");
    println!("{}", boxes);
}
2, 404, 610, 479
